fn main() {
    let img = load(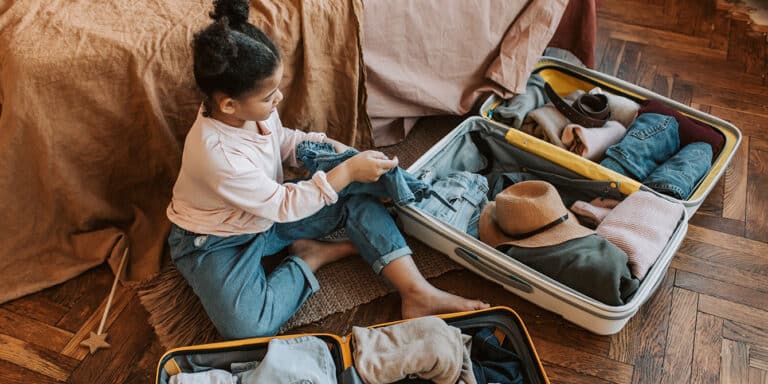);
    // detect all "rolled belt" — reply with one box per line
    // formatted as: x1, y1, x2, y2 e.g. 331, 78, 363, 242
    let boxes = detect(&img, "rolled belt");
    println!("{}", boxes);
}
544, 82, 611, 128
